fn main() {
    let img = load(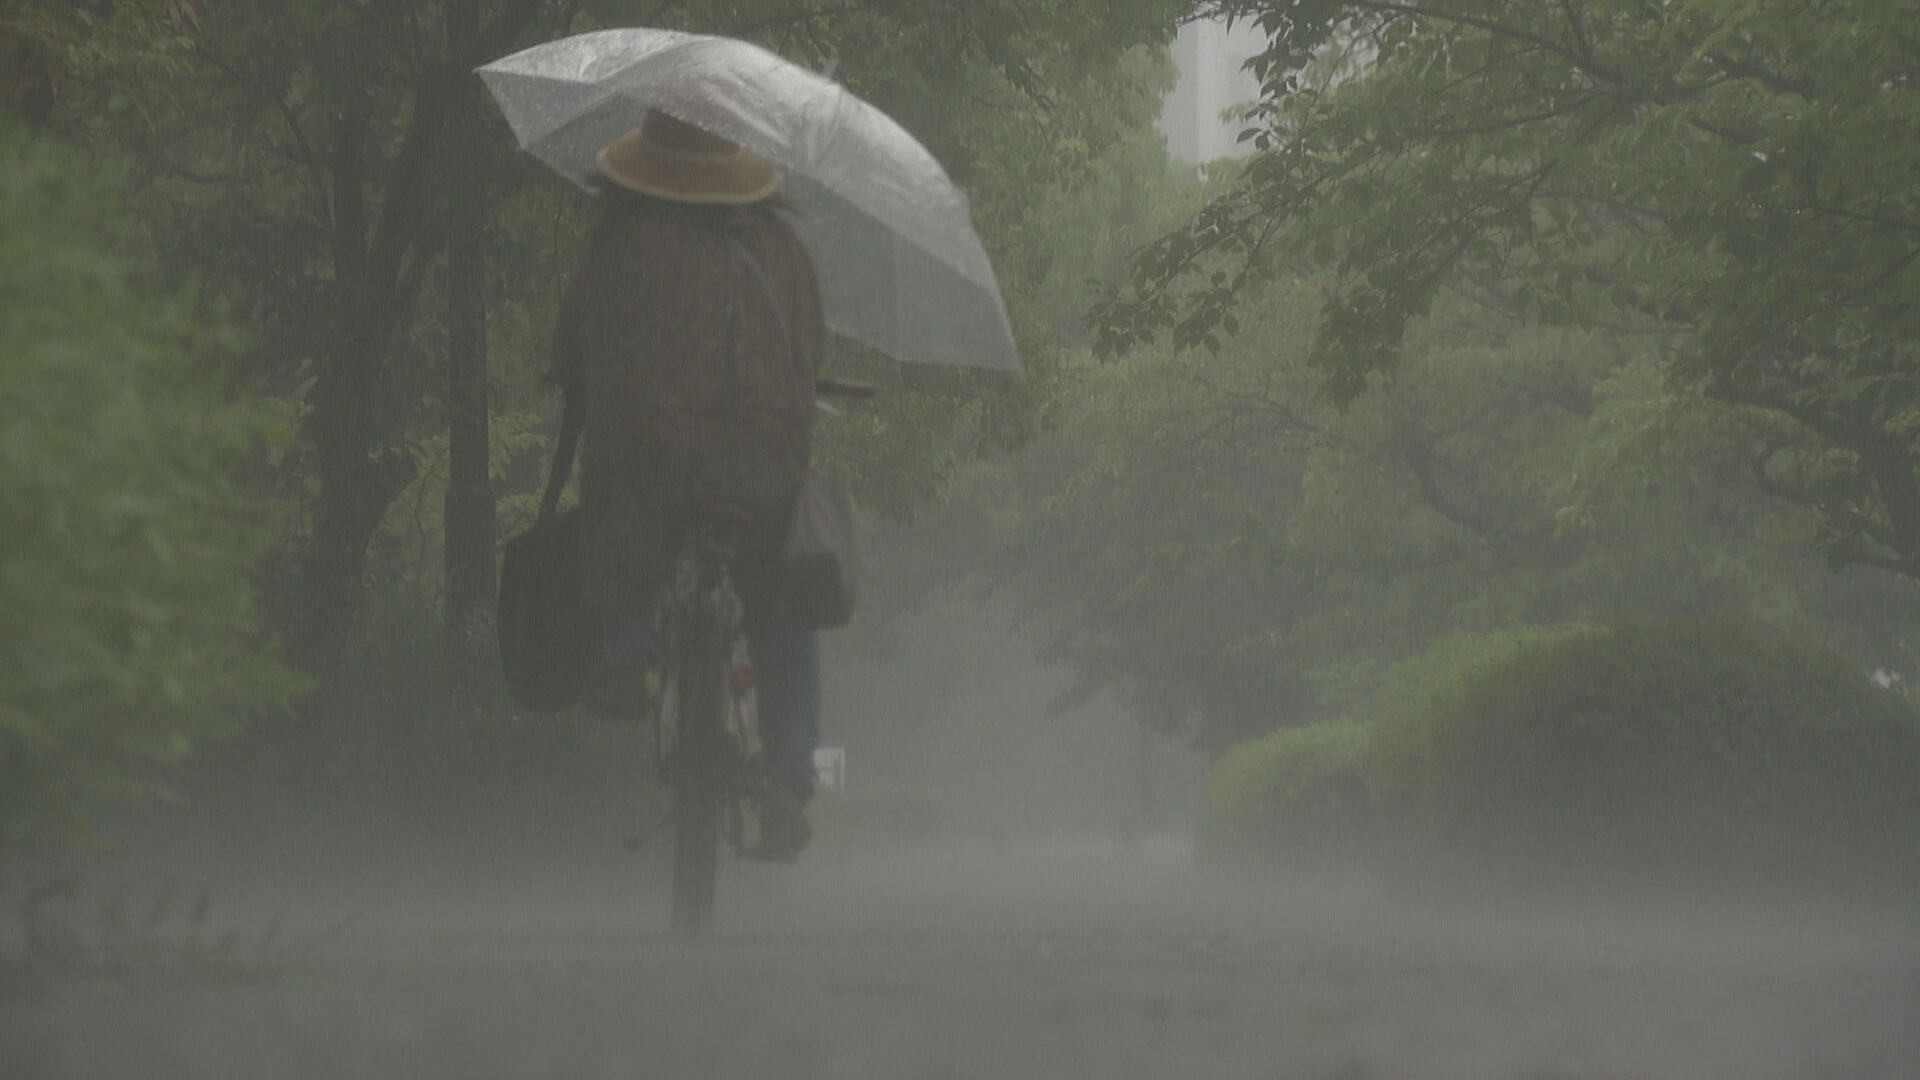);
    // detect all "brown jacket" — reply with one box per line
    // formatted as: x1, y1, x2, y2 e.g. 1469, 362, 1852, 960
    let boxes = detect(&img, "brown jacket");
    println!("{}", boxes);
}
548, 193, 824, 614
